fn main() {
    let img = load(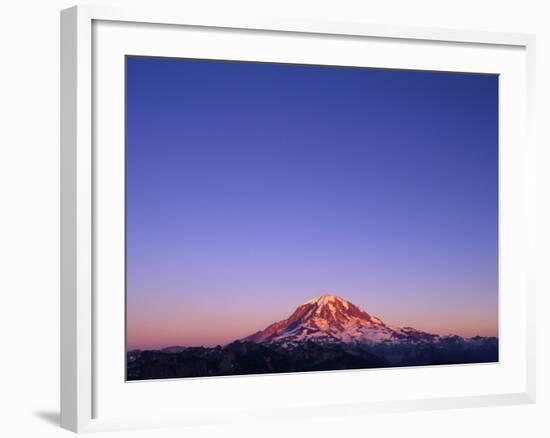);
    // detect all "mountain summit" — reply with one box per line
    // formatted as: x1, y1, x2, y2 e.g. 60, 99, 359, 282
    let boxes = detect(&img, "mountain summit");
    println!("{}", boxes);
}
243, 294, 438, 345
